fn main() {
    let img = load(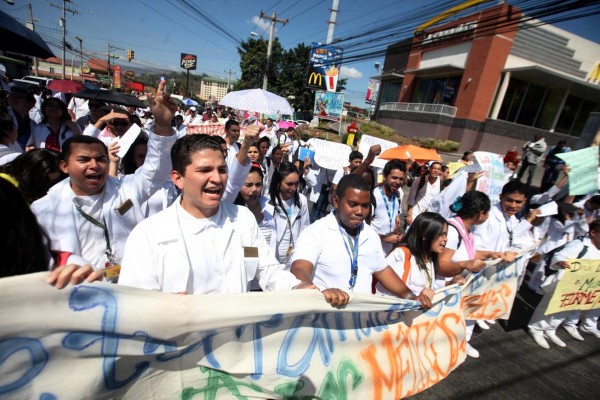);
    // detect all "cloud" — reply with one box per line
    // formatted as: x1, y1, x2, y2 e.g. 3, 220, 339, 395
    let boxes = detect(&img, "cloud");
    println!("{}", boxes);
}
249, 16, 270, 33
340, 66, 363, 79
